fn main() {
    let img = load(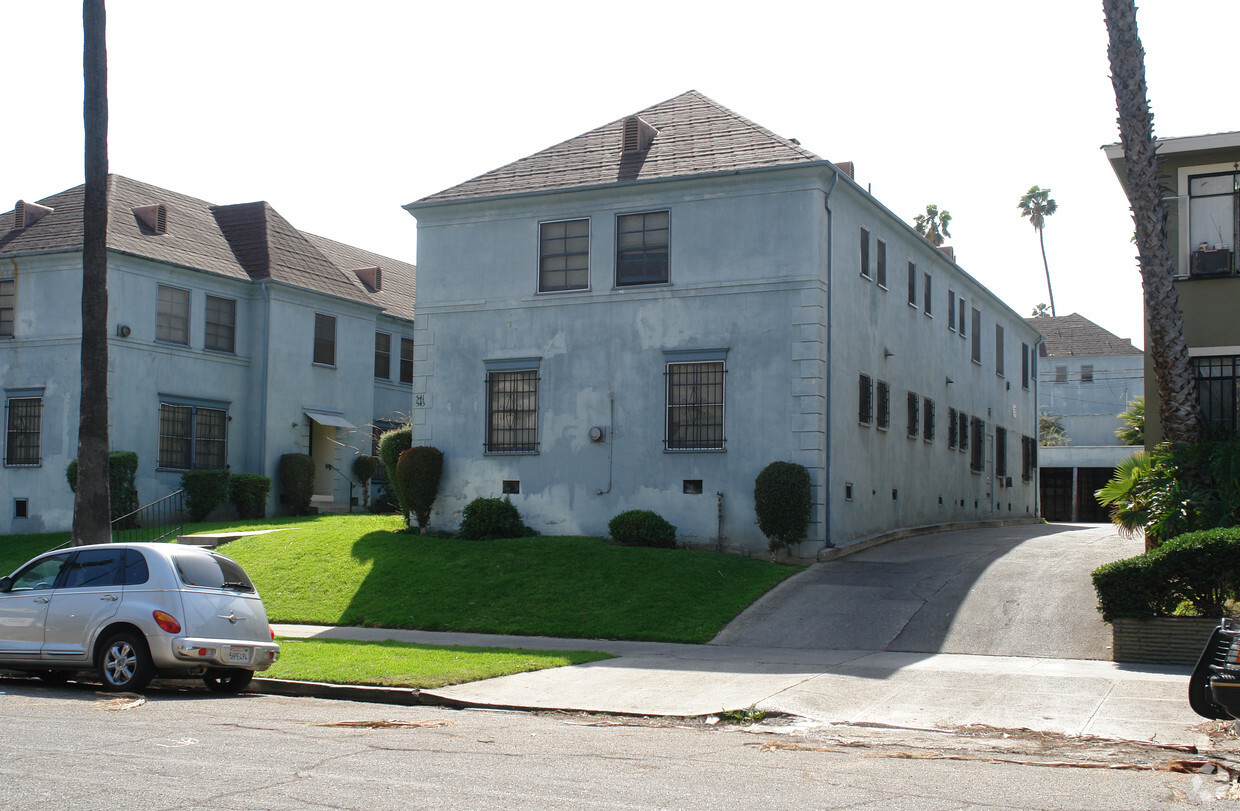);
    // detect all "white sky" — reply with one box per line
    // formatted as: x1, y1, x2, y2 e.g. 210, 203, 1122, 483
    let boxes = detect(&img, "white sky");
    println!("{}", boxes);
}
4, 1, 1237, 350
